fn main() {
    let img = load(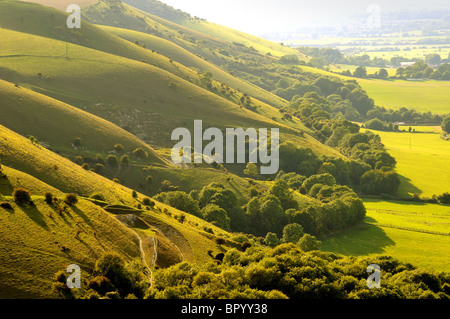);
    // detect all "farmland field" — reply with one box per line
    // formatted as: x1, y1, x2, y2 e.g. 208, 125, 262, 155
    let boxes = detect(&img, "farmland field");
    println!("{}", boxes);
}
300, 65, 450, 113
365, 128, 450, 198
321, 199, 450, 272
356, 79, 450, 113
